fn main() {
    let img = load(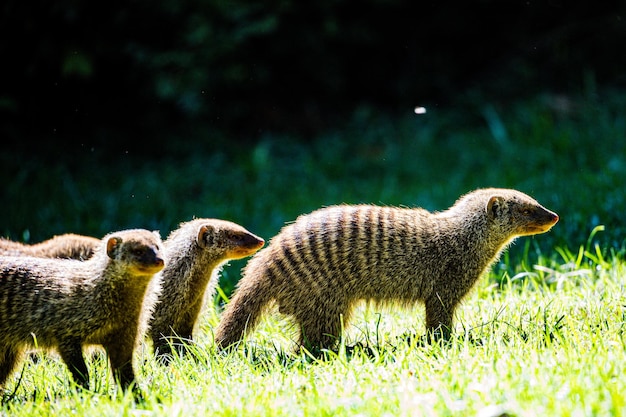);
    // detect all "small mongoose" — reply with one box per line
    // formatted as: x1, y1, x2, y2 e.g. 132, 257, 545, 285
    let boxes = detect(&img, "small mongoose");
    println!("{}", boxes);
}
0, 233, 100, 260
214, 188, 559, 351
148, 218, 264, 359
0, 229, 165, 392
